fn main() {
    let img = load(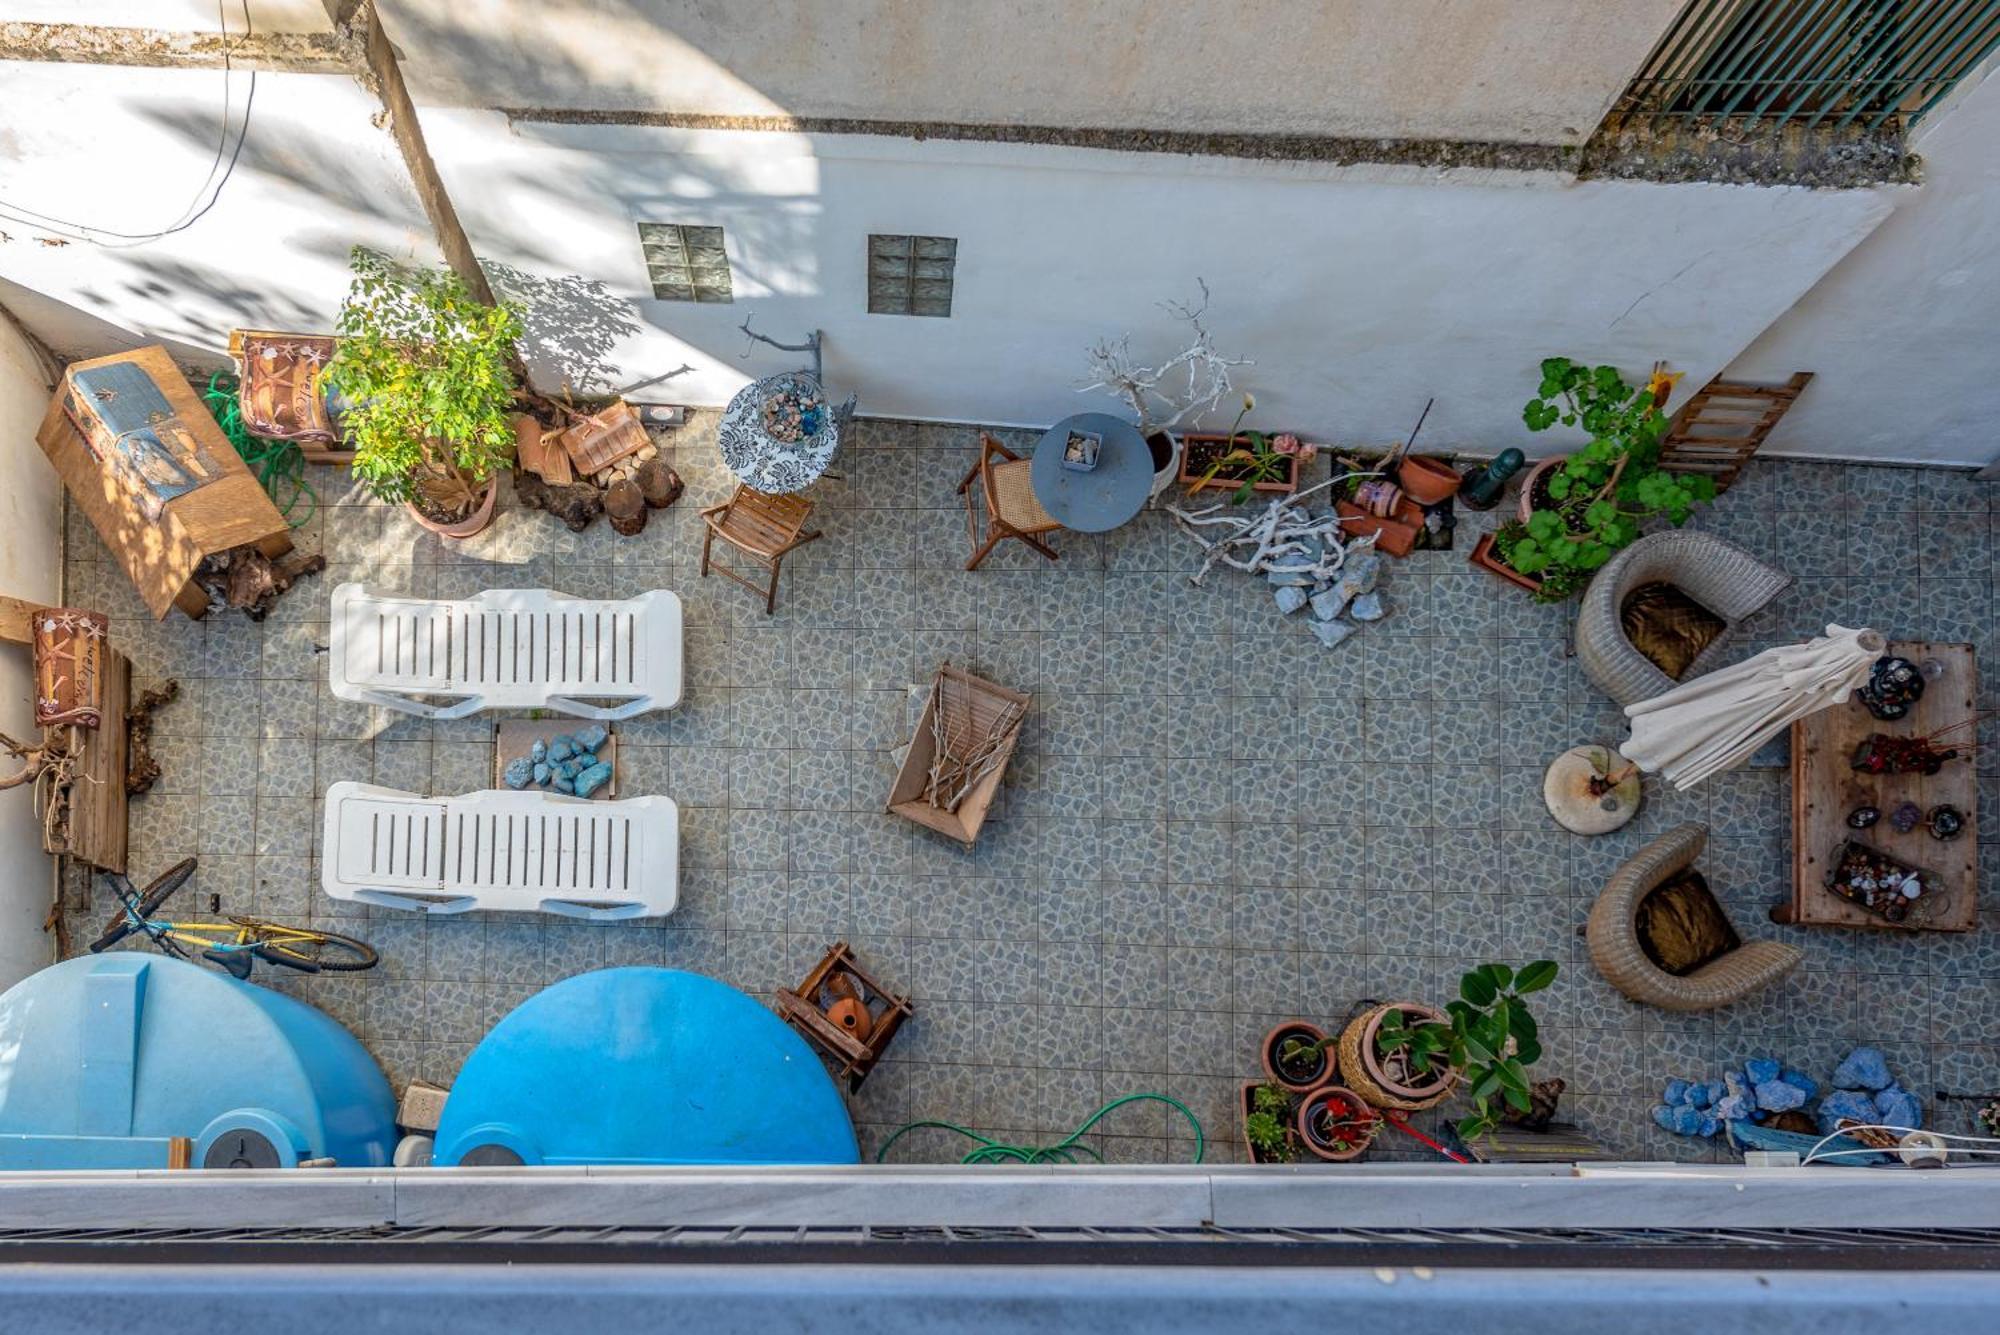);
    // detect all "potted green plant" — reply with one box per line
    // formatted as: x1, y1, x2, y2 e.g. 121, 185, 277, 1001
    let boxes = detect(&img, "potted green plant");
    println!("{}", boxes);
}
1241, 1080, 1300, 1164
331, 247, 525, 538
1339, 962, 1559, 1141
1295, 1085, 1380, 1162
1178, 395, 1312, 502
1260, 1020, 1332, 1093
1473, 359, 1714, 602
